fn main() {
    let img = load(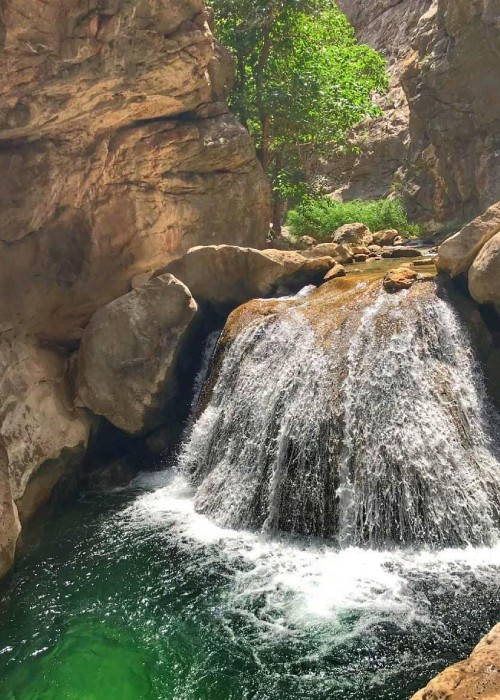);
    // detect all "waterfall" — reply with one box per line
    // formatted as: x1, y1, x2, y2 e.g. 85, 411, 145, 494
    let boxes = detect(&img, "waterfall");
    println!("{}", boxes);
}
179, 280, 500, 547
